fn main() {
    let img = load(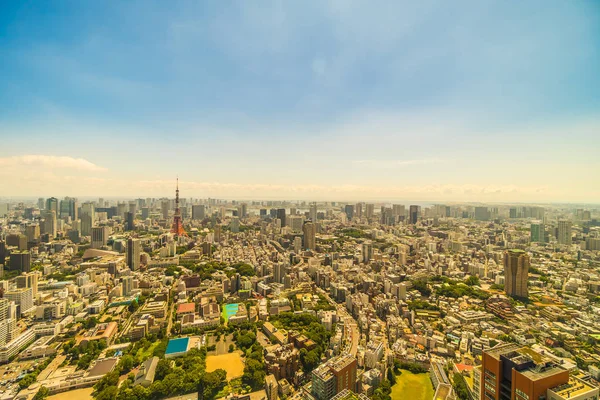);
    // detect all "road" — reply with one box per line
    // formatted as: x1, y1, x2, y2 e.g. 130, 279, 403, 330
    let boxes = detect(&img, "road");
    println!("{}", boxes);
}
316, 287, 359, 358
